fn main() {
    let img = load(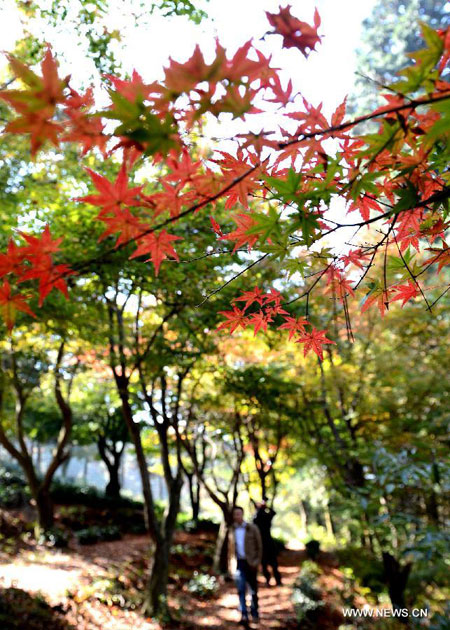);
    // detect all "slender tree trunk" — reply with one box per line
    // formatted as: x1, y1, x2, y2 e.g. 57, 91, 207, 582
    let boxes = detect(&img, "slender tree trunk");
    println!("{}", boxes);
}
105, 462, 121, 499
382, 552, 412, 617
186, 473, 200, 524
214, 513, 232, 575
23, 457, 55, 531
145, 539, 171, 617
35, 486, 55, 531
145, 478, 183, 617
